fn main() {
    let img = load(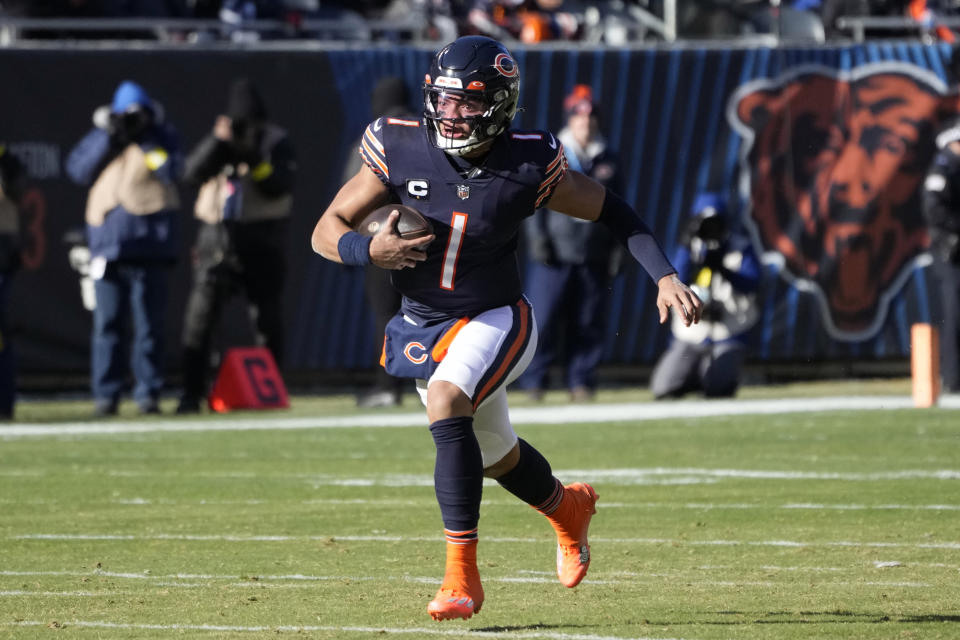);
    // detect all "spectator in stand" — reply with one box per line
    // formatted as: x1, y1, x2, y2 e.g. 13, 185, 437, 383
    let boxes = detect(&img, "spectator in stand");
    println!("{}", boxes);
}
376, 0, 466, 42
650, 193, 760, 399
907, 0, 957, 41
66, 81, 182, 416
0, 144, 24, 419
467, 0, 581, 42
517, 85, 621, 402
816, 0, 960, 39
0, 1, 189, 20
176, 78, 297, 414
218, 0, 283, 41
